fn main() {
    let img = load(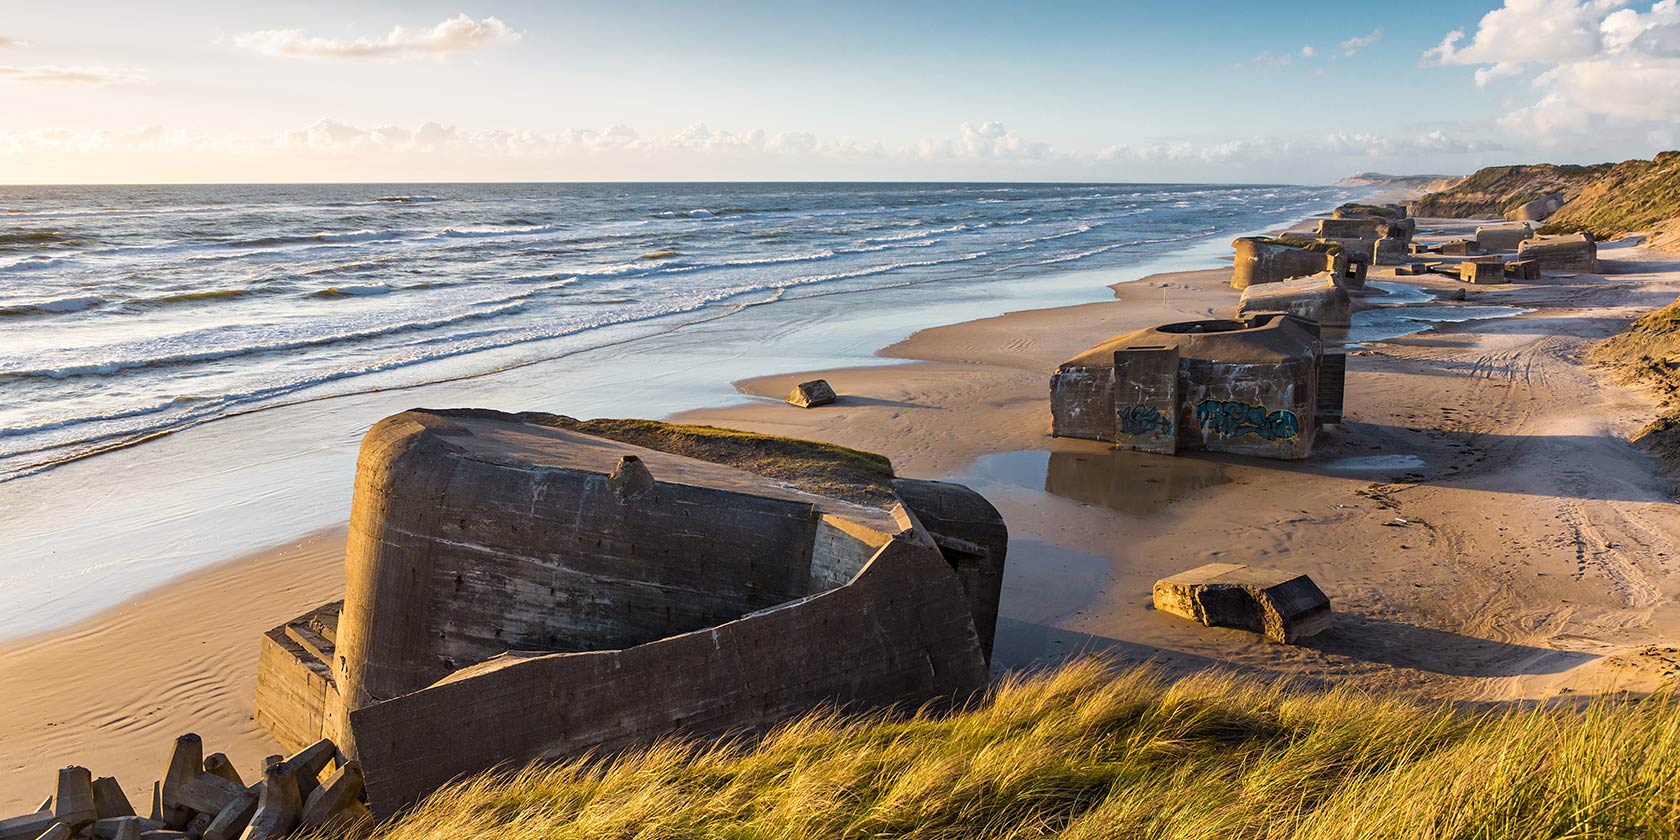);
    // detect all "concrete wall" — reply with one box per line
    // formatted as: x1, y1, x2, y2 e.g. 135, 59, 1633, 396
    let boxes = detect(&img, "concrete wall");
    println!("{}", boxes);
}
1050, 315, 1325, 460
255, 409, 1003, 815
1475, 224, 1535, 252
335, 413, 837, 724
1230, 237, 1342, 290
890, 478, 1010, 663
1049, 365, 1117, 442
349, 535, 987, 813
1517, 233, 1598, 272
1236, 273, 1350, 328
